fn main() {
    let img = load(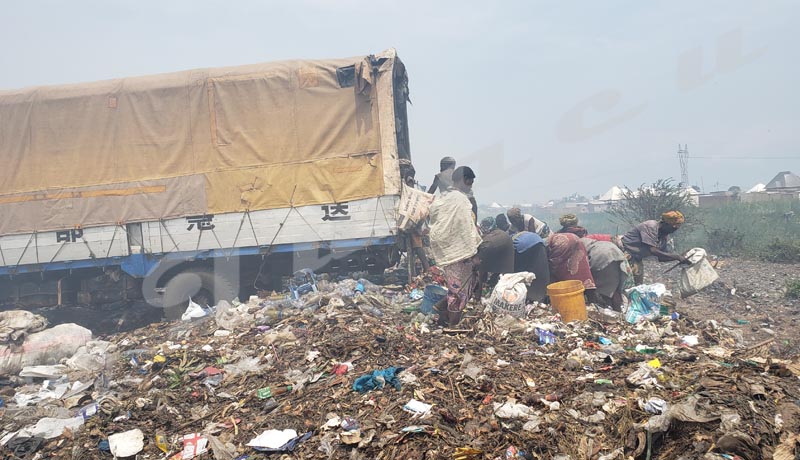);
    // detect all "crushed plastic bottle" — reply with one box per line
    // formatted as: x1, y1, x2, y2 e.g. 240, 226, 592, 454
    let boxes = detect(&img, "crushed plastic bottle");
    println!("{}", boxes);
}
354, 281, 366, 296
256, 302, 300, 326
155, 432, 168, 453
358, 305, 384, 317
